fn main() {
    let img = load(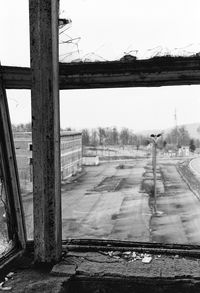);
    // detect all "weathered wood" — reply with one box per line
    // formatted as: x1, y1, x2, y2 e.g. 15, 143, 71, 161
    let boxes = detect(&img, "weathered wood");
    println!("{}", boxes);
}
0, 73, 26, 249
59, 56, 200, 89
2, 66, 31, 89
2, 56, 200, 89
29, 0, 62, 263
63, 238, 200, 250
64, 245, 200, 258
